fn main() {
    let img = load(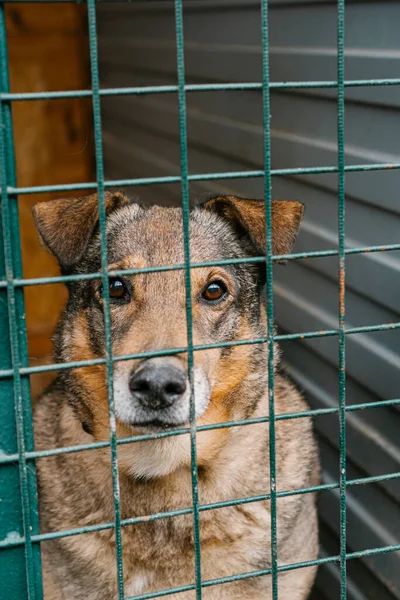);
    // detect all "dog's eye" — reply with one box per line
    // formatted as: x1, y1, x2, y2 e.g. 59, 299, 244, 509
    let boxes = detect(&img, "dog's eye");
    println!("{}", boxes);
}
201, 280, 227, 304
109, 278, 127, 299
99, 277, 130, 302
